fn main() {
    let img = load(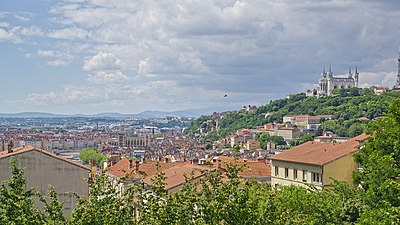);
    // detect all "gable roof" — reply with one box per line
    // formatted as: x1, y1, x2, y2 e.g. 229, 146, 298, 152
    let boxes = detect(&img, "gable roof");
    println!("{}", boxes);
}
0, 145, 90, 170
238, 161, 271, 177
143, 163, 213, 190
107, 158, 185, 179
270, 134, 368, 166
